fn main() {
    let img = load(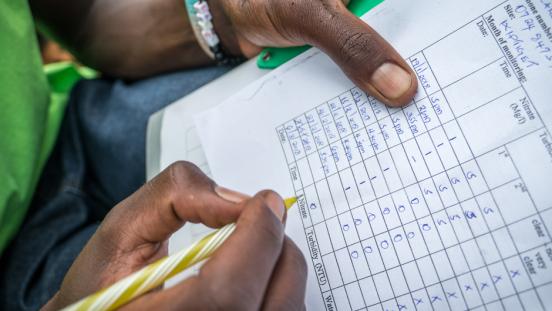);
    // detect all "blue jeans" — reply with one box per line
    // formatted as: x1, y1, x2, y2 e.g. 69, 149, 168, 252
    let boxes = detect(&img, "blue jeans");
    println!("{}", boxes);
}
0, 66, 229, 311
